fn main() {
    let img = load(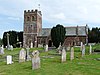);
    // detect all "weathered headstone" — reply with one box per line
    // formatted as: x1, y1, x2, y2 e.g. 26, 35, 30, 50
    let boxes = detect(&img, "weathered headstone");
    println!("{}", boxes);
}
61, 47, 66, 62
19, 48, 26, 63
58, 43, 62, 54
0, 46, 4, 55
32, 50, 40, 70
89, 45, 92, 54
26, 47, 31, 61
82, 45, 85, 57
45, 44, 48, 52
67, 46, 70, 51
7, 55, 13, 64
58, 42, 61, 50
80, 42, 83, 51
38, 44, 43, 48
70, 47, 74, 61
10, 45, 13, 51
34, 41, 37, 47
